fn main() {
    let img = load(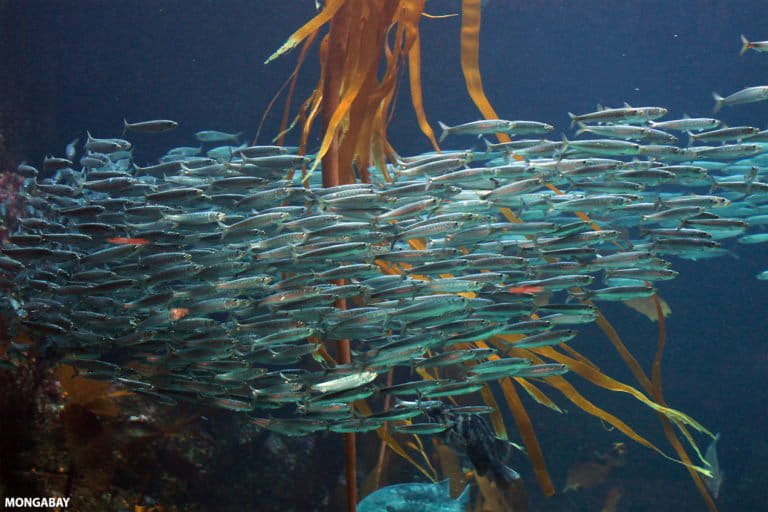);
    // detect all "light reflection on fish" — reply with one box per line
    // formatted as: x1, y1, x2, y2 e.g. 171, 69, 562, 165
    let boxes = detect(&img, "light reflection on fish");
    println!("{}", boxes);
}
703, 433, 724, 499
2, 68, 766, 495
